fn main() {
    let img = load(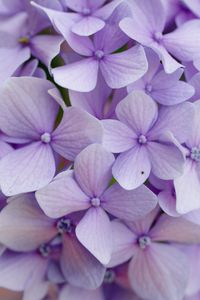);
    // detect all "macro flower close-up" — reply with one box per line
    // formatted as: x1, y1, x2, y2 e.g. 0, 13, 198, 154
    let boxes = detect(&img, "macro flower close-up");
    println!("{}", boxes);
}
0, 0, 200, 300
